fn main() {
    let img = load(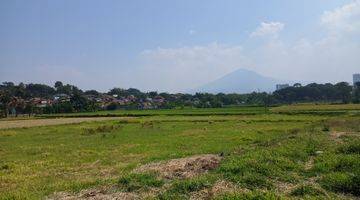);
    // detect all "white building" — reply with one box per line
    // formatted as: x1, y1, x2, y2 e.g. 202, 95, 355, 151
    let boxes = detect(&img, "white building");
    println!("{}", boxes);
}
353, 74, 360, 86
276, 84, 290, 91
